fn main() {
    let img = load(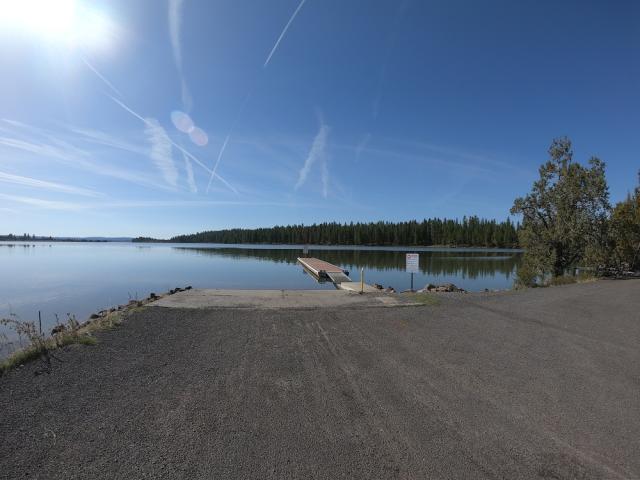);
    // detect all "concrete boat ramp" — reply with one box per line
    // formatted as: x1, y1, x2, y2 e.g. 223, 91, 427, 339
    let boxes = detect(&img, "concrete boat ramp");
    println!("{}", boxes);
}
152, 289, 406, 309
154, 257, 391, 309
